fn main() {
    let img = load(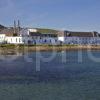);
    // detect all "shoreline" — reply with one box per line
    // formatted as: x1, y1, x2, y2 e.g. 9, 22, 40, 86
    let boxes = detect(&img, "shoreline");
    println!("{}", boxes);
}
0, 45, 100, 53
